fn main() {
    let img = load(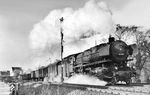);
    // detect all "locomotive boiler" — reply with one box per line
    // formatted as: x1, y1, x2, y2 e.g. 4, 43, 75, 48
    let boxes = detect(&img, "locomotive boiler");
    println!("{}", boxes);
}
73, 36, 135, 84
